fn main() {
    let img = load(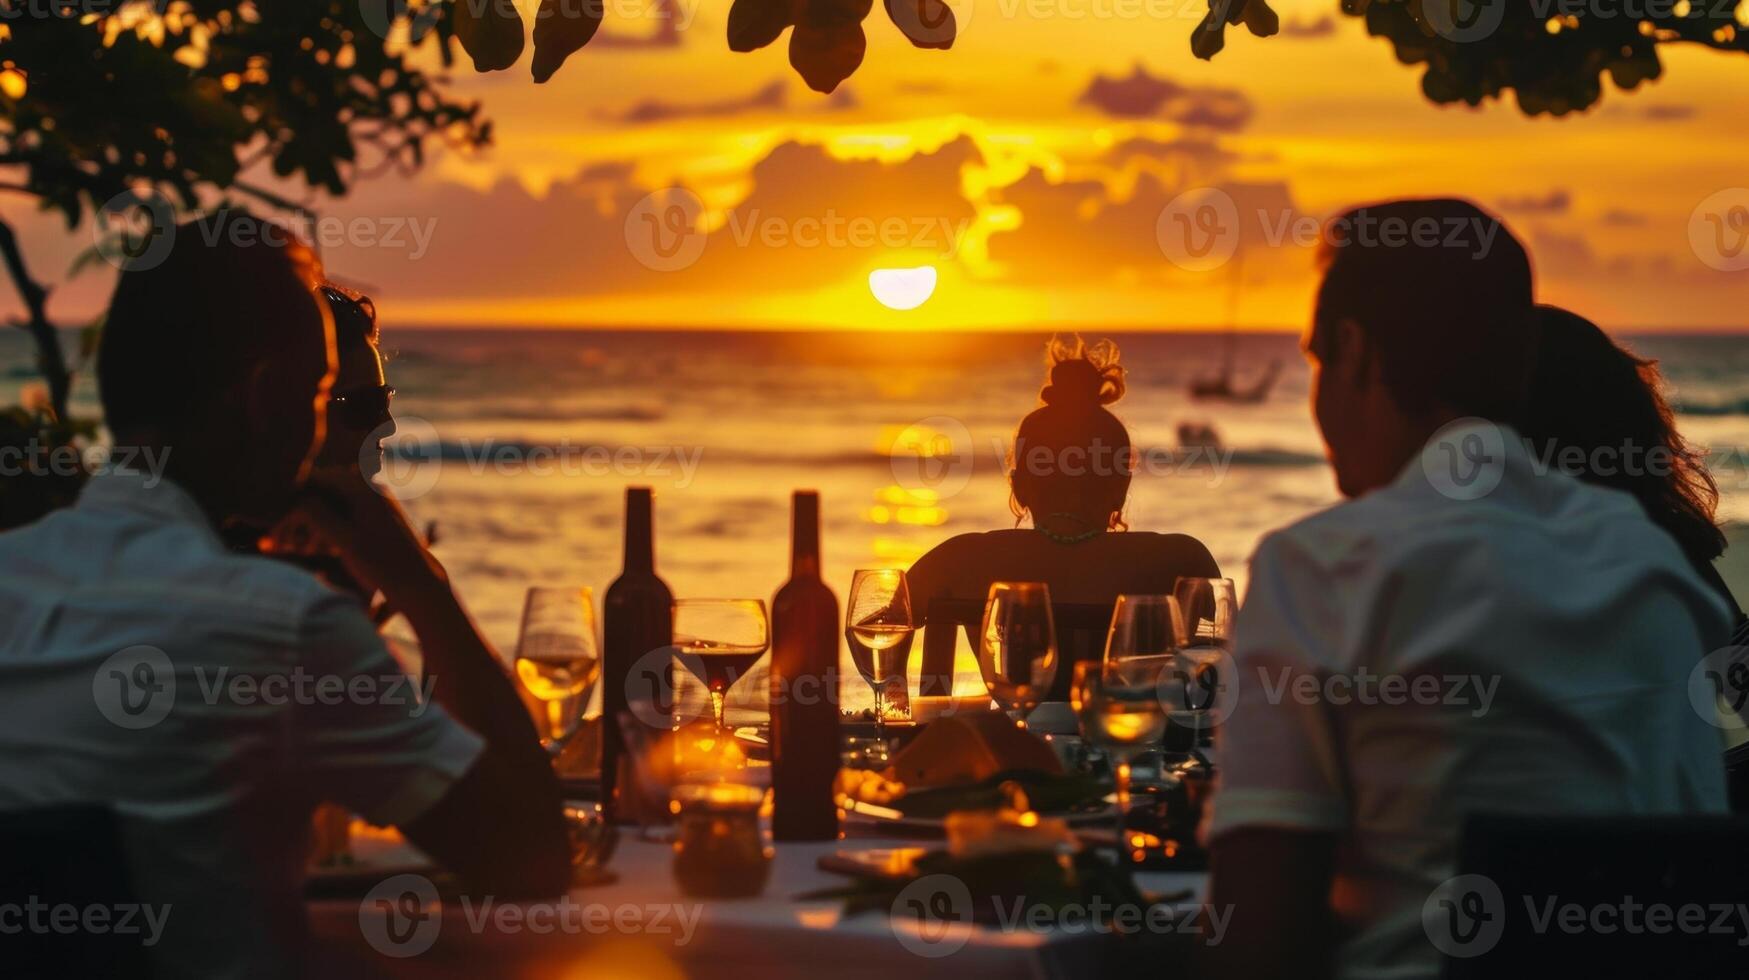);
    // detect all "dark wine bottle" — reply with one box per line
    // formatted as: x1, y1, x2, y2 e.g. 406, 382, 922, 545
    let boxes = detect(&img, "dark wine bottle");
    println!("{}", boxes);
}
769, 490, 841, 841
602, 487, 673, 824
